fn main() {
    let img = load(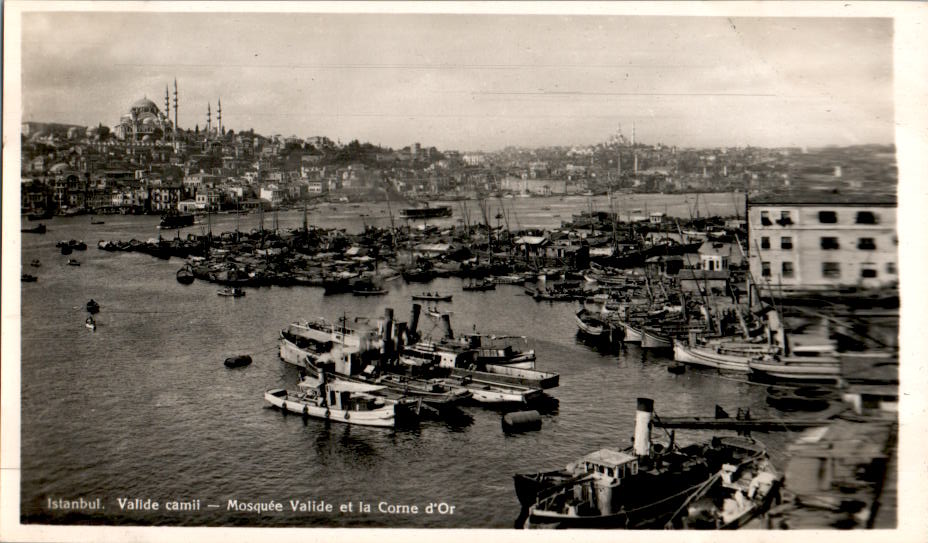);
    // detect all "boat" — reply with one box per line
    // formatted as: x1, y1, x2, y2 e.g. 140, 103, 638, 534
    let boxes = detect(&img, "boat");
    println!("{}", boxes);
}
176, 265, 195, 285
641, 326, 673, 349
620, 321, 643, 344
86, 299, 100, 314
494, 275, 525, 284
85, 315, 96, 331
352, 287, 388, 296
60, 245, 72, 255
159, 211, 196, 229
516, 398, 780, 529
67, 259, 81, 266
30, 259, 41, 267
21, 223, 46, 234
443, 374, 544, 404
749, 354, 841, 383
21, 274, 38, 283
402, 267, 437, 283
90, 218, 105, 225
27, 209, 53, 221
217, 287, 246, 297
411, 292, 452, 302
224, 355, 253, 368
399, 205, 453, 219
575, 308, 607, 338
264, 375, 403, 428
462, 279, 496, 291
